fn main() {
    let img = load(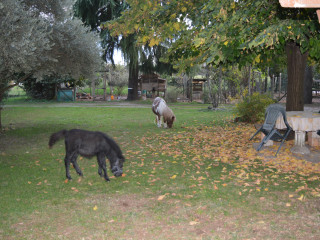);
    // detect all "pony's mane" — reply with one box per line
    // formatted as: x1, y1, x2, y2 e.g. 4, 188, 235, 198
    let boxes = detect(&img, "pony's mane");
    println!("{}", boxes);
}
162, 106, 175, 121
100, 132, 125, 160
